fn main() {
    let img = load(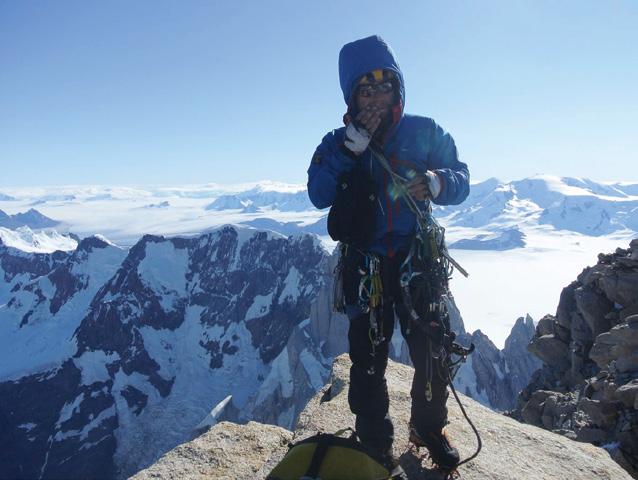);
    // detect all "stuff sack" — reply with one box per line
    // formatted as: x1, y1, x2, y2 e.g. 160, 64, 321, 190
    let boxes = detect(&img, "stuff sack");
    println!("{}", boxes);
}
266, 429, 401, 480
327, 162, 378, 248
